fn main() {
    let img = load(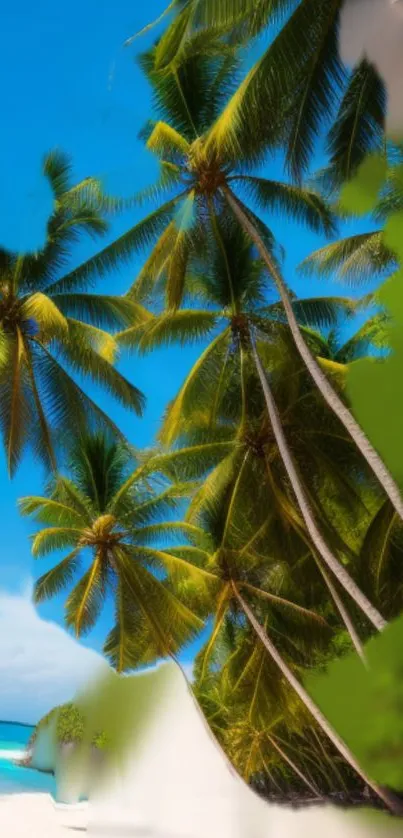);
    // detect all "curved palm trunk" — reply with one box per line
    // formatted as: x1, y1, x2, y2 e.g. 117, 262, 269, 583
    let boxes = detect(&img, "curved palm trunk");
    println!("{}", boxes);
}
223, 186, 403, 522
250, 338, 386, 632
267, 734, 320, 797
314, 555, 366, 663
234, 586, 403, 816
295, 530, 366, 661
